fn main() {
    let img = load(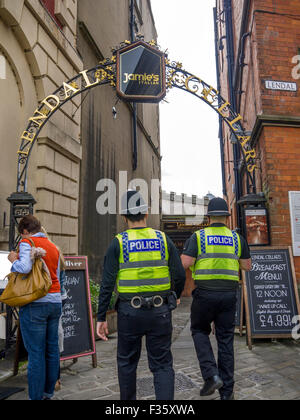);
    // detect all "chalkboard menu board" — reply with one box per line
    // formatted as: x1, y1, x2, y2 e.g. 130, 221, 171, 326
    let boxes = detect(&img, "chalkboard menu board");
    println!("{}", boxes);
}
61, 257, 97, 366
243, 247, 300, 349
